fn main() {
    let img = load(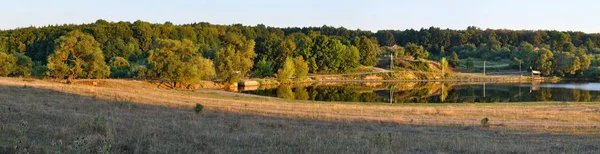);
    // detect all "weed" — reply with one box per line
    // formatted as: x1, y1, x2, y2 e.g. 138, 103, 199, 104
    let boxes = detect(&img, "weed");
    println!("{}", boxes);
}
194, 103, 204, 113
480, 117, 490, 128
